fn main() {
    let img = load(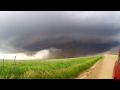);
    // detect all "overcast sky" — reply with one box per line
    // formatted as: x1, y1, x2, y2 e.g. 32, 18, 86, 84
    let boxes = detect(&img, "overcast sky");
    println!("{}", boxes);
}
0, 11, 120, 59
